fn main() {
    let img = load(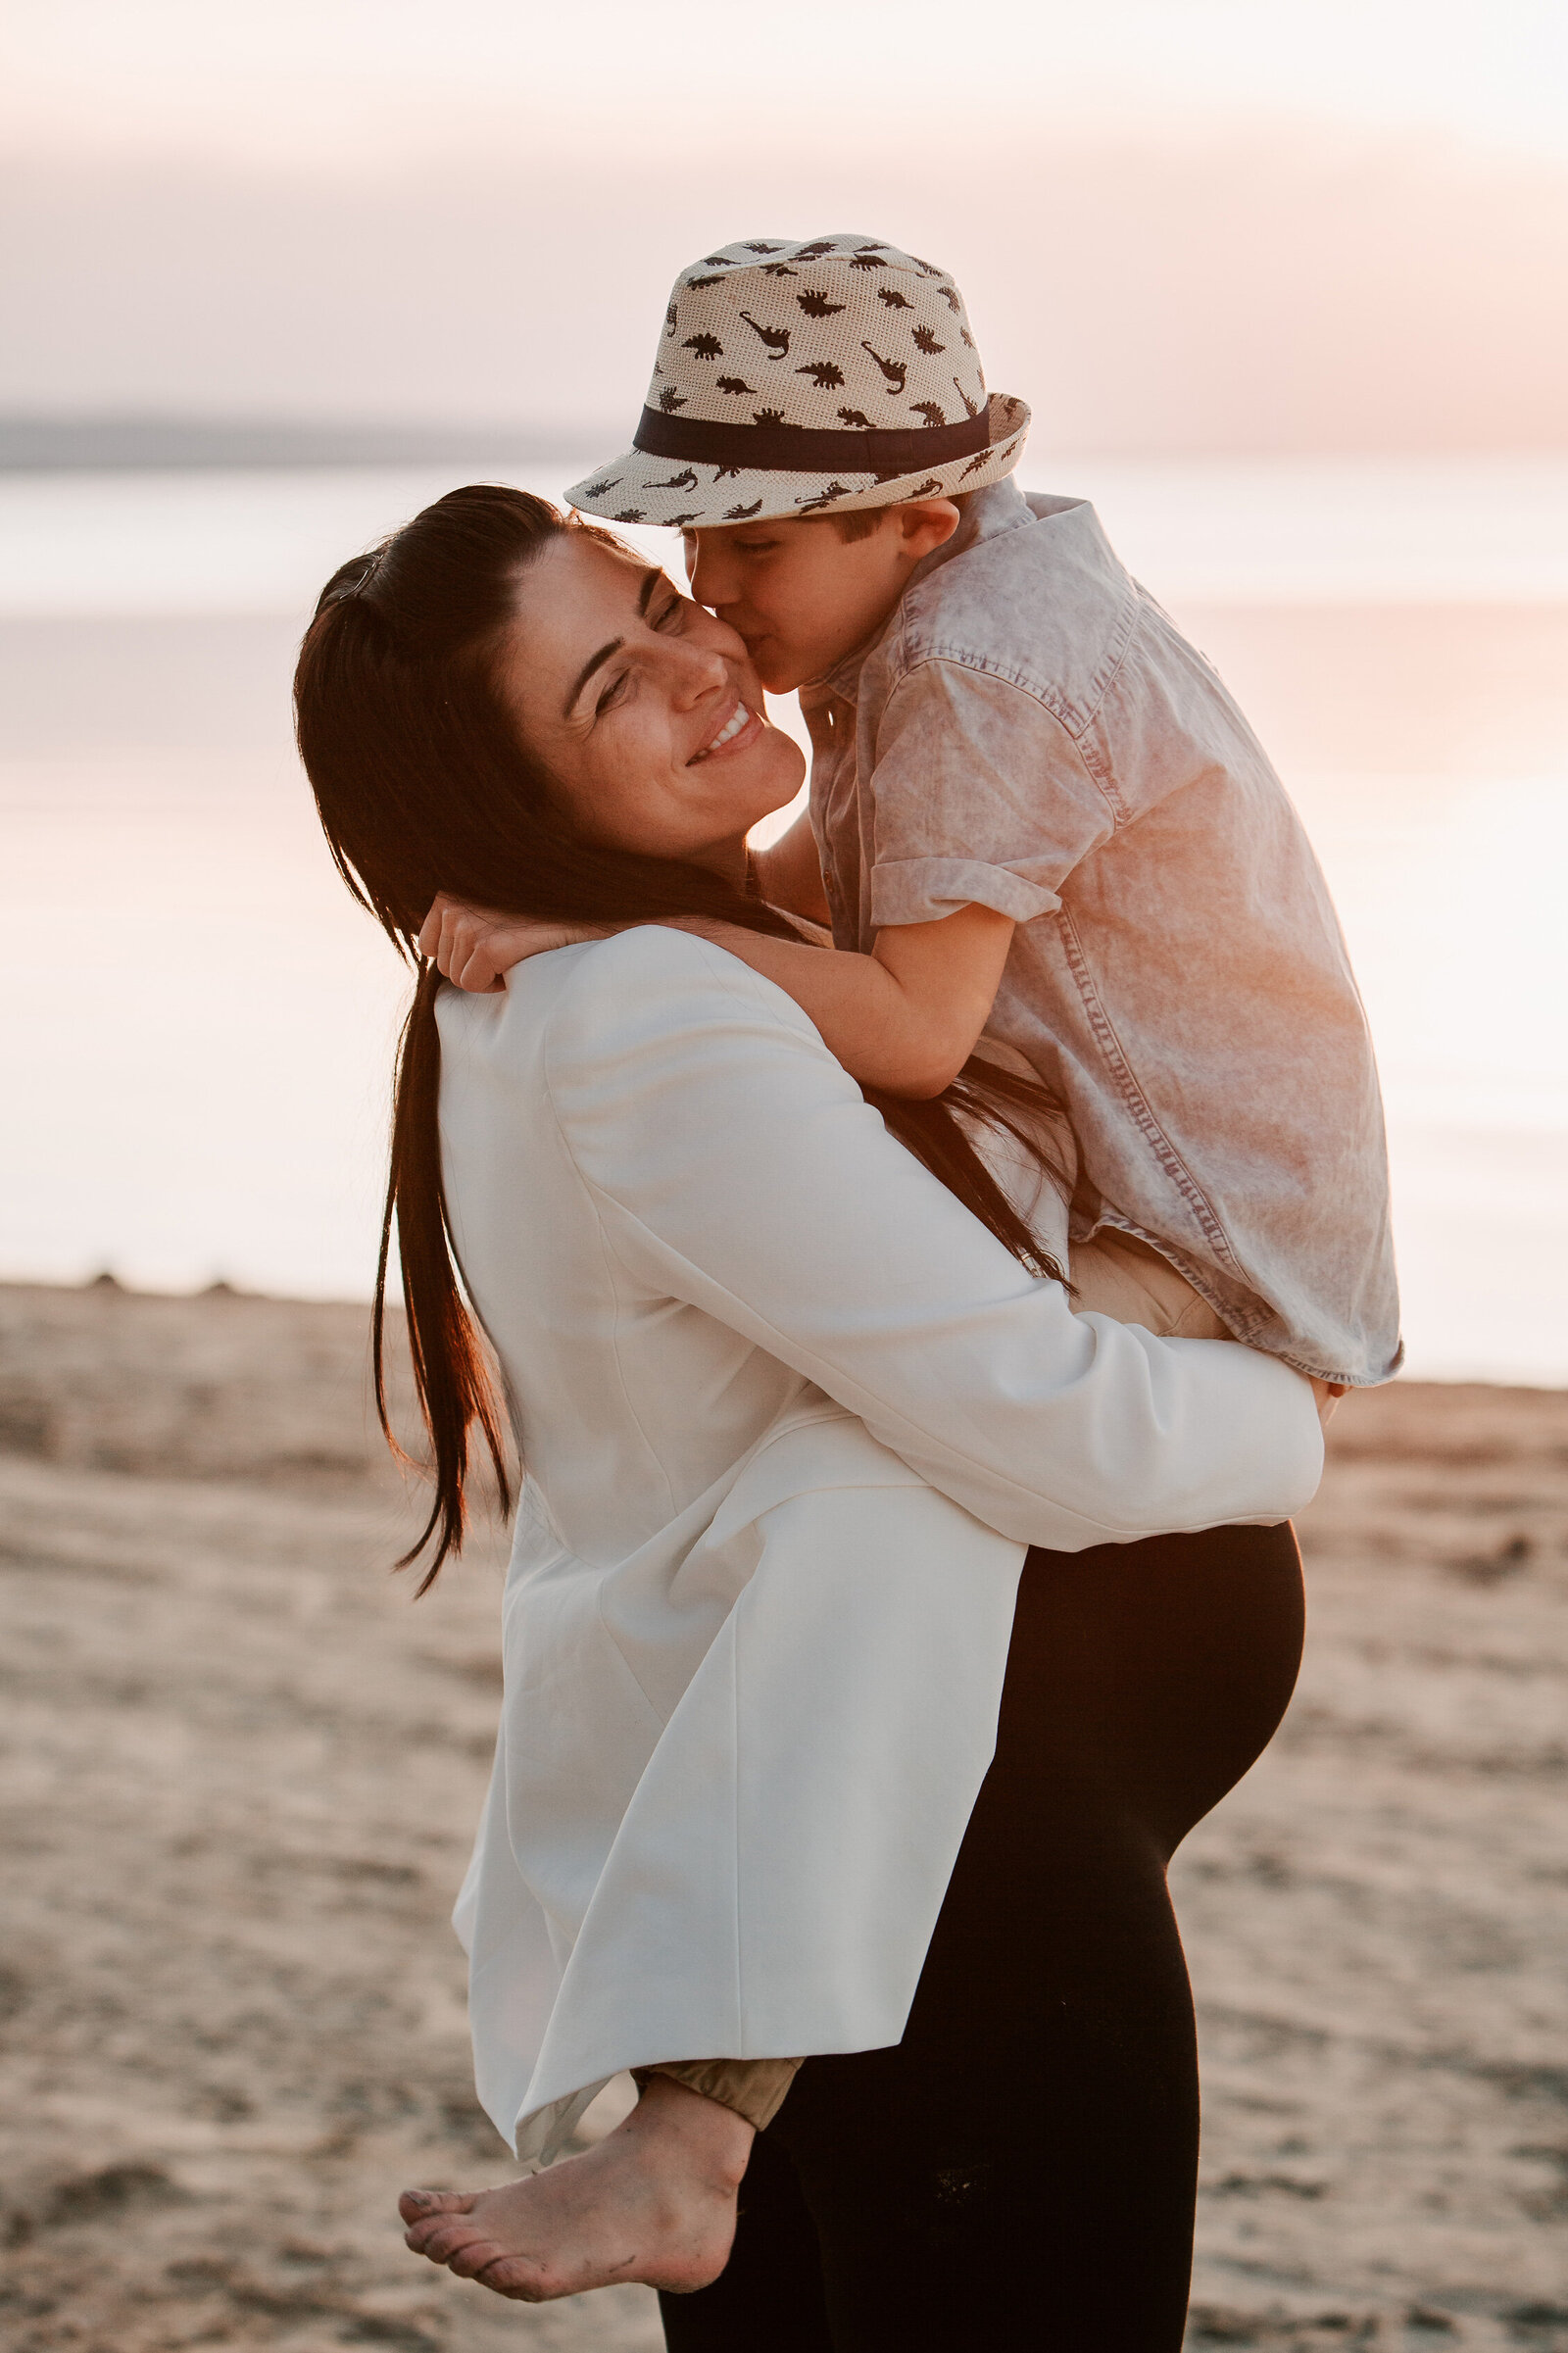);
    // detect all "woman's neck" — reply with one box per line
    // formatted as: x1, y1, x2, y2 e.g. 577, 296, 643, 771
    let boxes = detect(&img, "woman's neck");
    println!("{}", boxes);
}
692, 835, 752, 892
